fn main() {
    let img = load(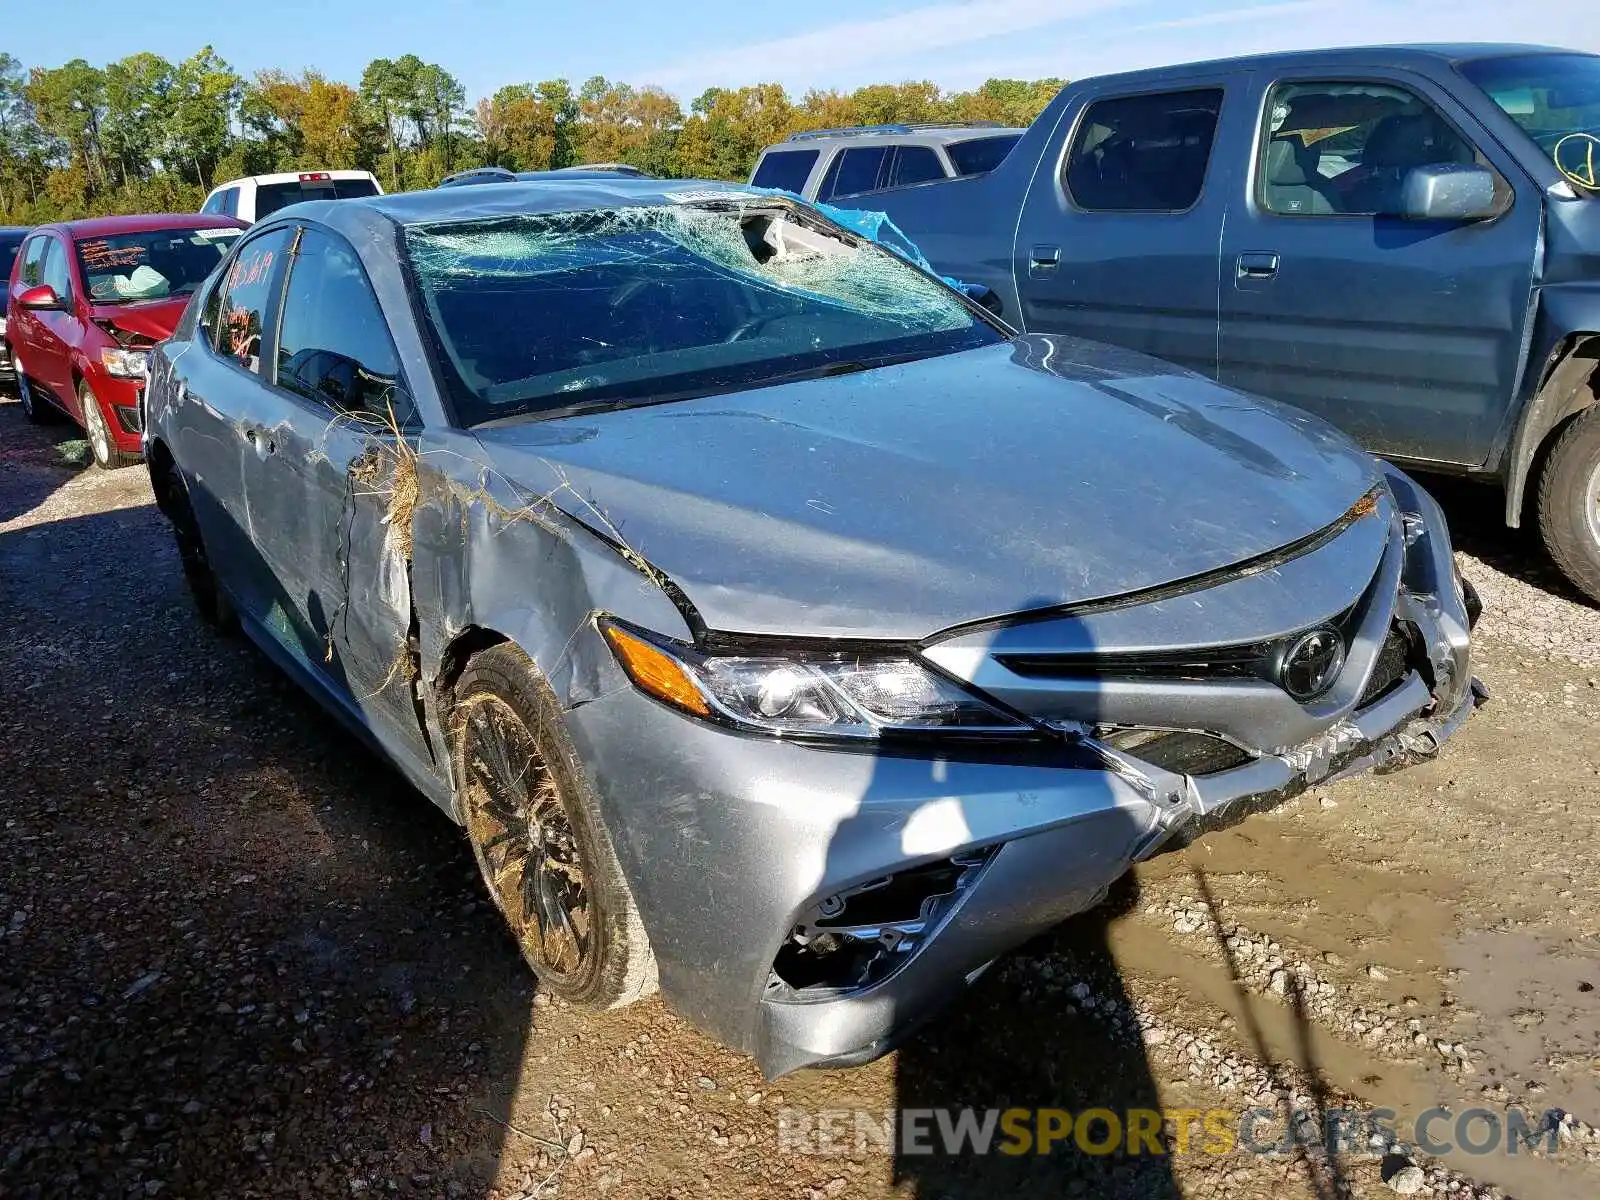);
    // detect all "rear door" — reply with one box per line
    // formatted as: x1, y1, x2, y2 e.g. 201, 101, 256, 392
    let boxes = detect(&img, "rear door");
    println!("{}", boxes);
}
168, 224, 297, 629
1217, 70, 1540, 467
1013, 81, 1239, 376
